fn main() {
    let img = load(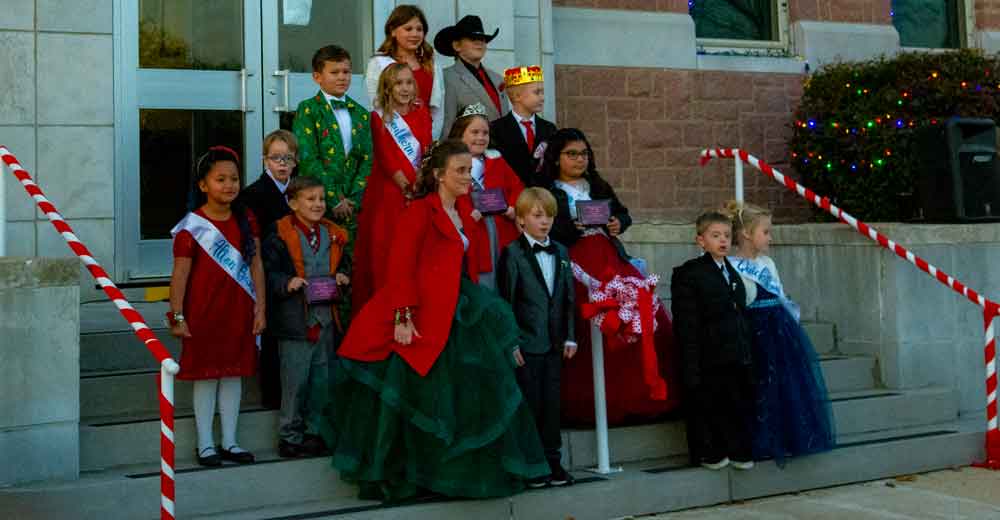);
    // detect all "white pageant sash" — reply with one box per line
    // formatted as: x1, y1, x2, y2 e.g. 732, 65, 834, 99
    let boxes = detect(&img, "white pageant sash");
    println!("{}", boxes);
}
378, 109, 422, 169
730, 256, 800, 322
171, 212, 256, 302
